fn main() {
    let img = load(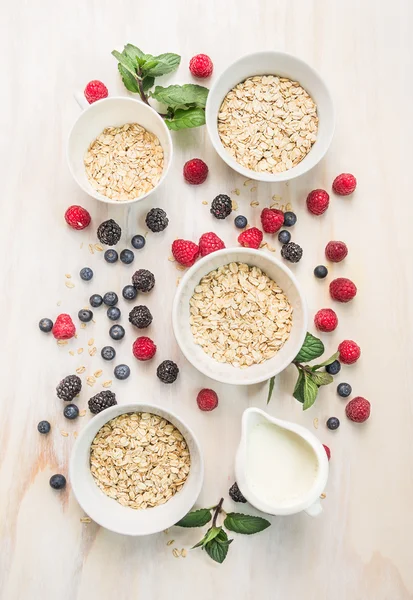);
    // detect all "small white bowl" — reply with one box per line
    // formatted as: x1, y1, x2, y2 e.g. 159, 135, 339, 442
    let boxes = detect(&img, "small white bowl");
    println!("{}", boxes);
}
206, 51, 335, 182
67, 97, 173, 205
70, 403, 203, 536
172, 248, 307, 385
